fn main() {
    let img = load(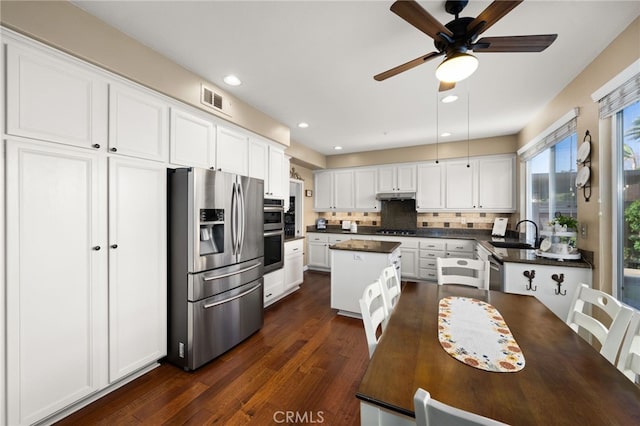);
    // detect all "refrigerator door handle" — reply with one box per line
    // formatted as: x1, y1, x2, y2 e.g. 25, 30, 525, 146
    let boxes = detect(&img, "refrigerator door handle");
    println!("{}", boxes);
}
203, 283, 262, 309
201, 262, 262, 281
238, 181, 245, 256
231, 181, 238, 256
